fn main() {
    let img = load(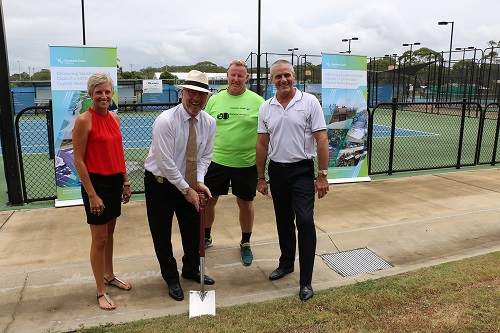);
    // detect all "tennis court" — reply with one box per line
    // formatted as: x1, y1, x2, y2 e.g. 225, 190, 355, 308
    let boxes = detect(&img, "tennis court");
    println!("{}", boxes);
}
368, 105, 500, 174
5, 103, 500, 201
372, 124, 438, 138
2, 114, 159, 156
